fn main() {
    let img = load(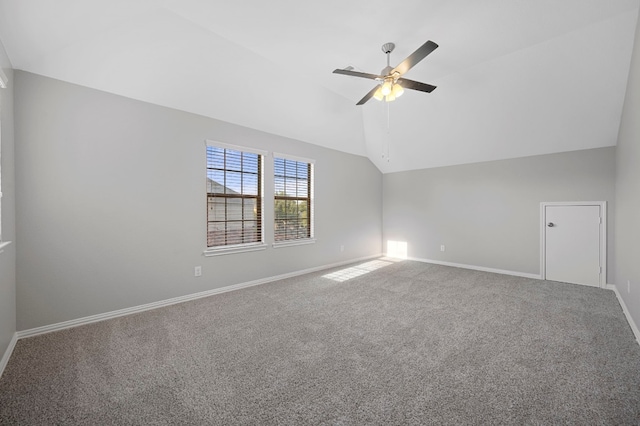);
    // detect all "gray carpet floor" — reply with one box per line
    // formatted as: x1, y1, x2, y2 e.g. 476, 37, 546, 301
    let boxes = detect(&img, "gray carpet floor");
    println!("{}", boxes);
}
1, 259, 639, 425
